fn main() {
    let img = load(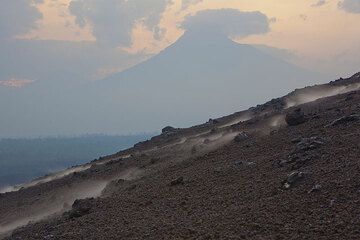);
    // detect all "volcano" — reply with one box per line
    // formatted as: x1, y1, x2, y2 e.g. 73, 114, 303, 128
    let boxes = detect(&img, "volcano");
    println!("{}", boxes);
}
98, 31, 324, 129
0, 31, 325, 137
